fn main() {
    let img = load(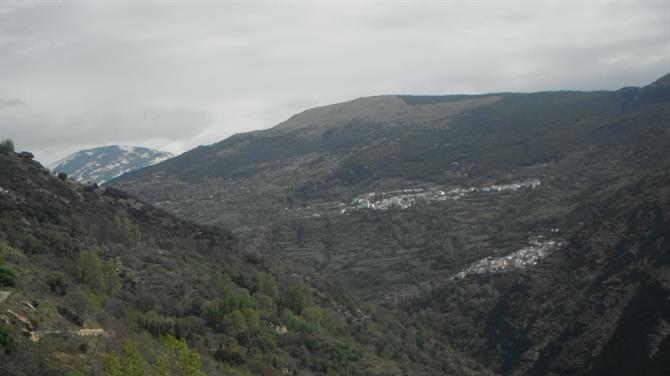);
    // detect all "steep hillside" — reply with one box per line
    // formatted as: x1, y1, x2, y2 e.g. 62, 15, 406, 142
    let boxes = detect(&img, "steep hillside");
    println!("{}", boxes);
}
110, 75, 670, 299
50, 145, 173, 184
0, 149, 485, 375
112, 76, 670, 222
420, 168, 670, 375
492, 171, 670, 376
107, 74, 670, 375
